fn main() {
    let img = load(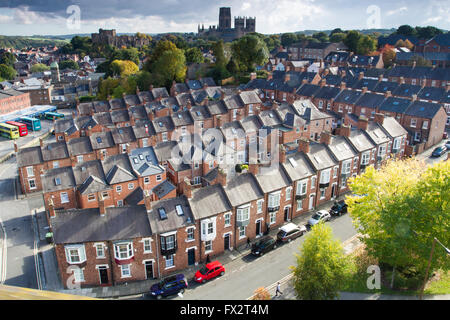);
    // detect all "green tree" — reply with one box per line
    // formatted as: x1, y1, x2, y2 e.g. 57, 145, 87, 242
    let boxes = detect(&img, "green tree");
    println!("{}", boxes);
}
264, 34, 281, 52
281, 33, 298, 47
231, 35, 269, 72
59, 60, 80, 70
212, 40, 227, 68
0, 64, 17, 80
347, 160, 450, 287
312, 32, 329, 43
330, 32, 346, 43
356, 35, 377, 55
415, 26, 443, 39
135, 70, 153, 92
185, 47, 205, 64
291, 222, 349, 300
343, 30, 361, 53
152, 48, 187, 88
148, 40, 178, 67
396, 25, 417, 36
110, 60, 139, 78
112, 48, 140, 66
0, 52, 16, 67
31, 63, 50, 73
330, 28, 344, 36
